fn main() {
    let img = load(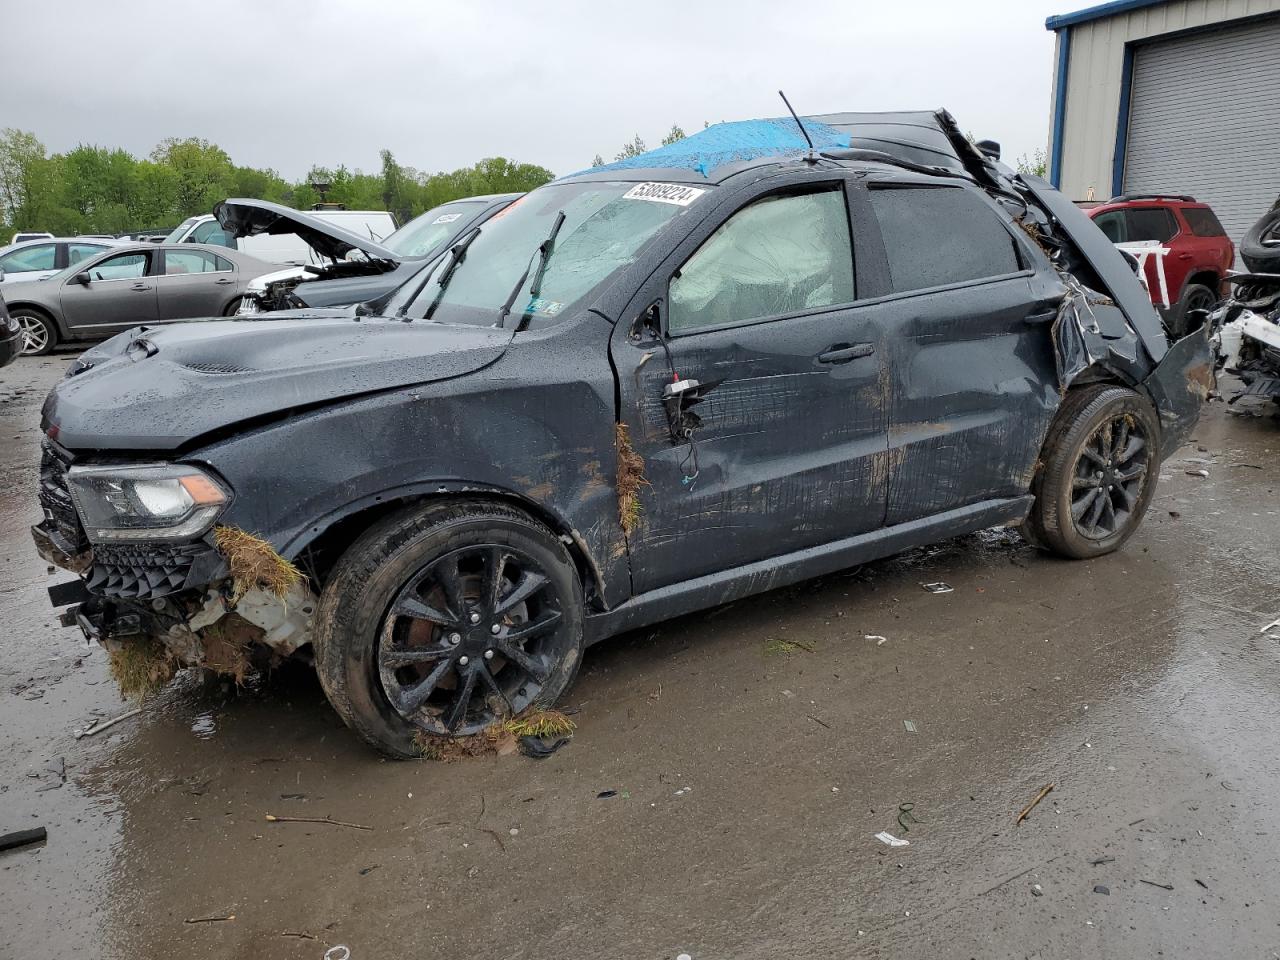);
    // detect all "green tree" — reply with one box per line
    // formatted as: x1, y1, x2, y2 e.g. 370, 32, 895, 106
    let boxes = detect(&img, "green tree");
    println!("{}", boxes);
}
614, 135, 646, 162
1016, 148, 1048, 179
0, 129, 50, 228
661, 124, 686, 147
591, 153, 604, 168
150, 137, 234, 218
